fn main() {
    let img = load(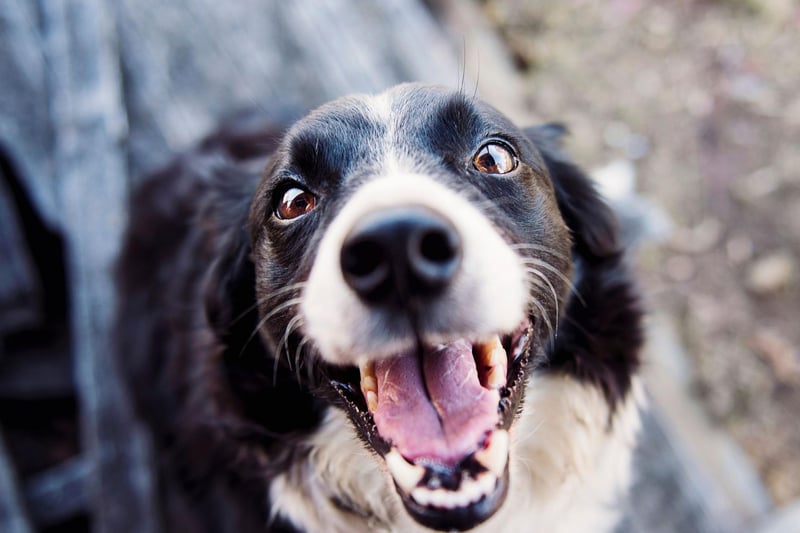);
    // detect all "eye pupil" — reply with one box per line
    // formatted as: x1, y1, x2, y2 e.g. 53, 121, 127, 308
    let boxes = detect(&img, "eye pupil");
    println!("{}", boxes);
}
277, 187, 316, 220
473, 142, 517, 174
